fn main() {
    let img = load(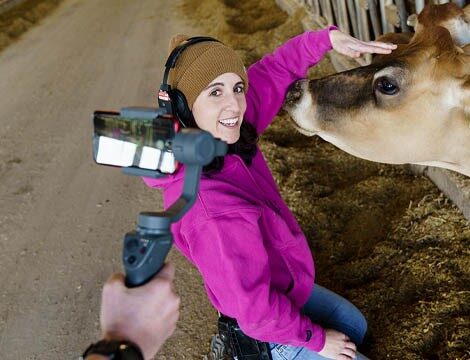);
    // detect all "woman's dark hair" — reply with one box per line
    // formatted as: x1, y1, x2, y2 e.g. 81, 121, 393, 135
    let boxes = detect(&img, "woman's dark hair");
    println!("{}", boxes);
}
182, 113, 259, 174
